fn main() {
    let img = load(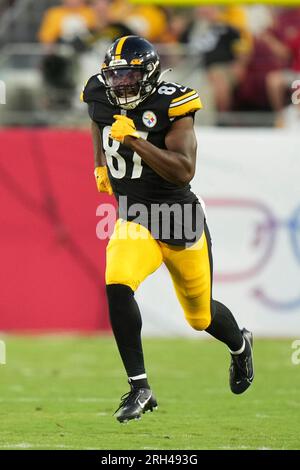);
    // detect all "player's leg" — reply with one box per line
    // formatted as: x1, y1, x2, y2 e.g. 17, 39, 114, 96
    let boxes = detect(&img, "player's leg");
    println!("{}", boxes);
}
161, 220, 254, 394
105, 219, 163, 421
203, 223, 254, 394
160, 222, 217, 331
